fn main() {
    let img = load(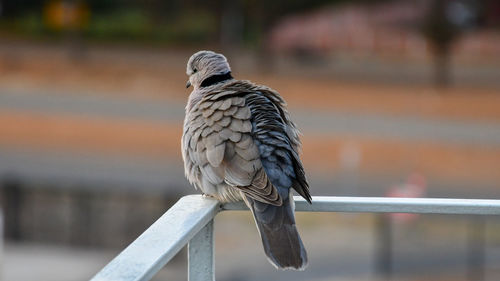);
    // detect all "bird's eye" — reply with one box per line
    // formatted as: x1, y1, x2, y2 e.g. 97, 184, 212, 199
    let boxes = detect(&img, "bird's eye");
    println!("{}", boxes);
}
193, 68, 198, 73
